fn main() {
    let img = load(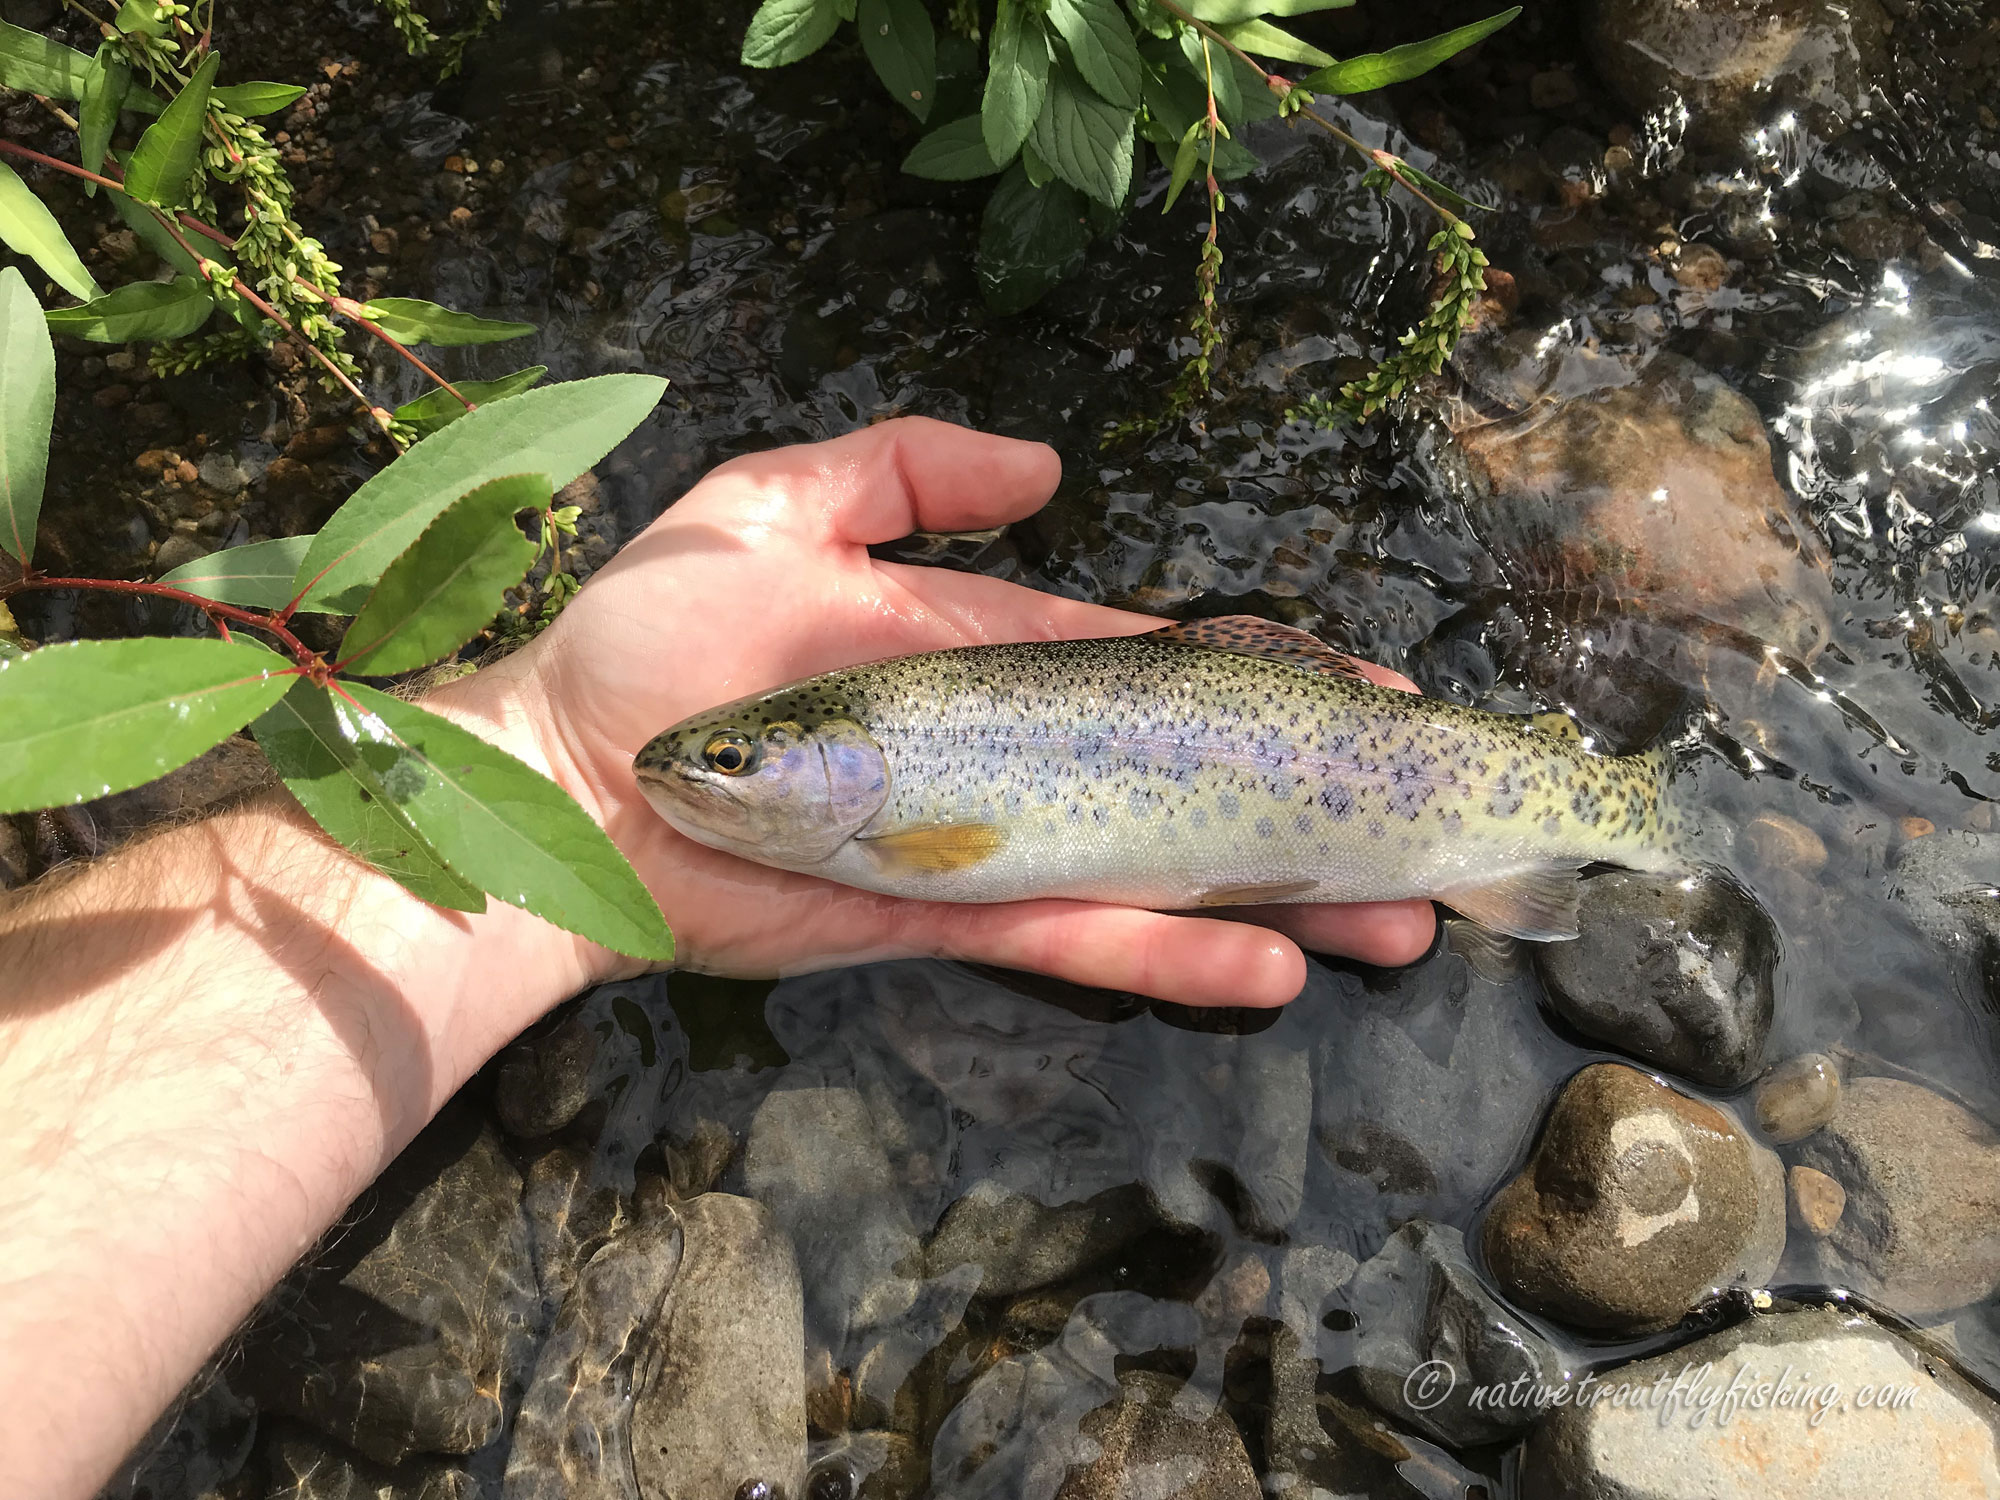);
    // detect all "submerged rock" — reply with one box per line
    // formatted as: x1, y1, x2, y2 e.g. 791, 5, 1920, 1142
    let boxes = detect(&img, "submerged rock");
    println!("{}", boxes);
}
244, 1103, 540, 1466
1753, 1052, 1842, 1143
1453, 350, 1832, 660
494, 1004, 600, 1139
630, 1193, 808, 1500
1054, 1370, 1260, 1500
265, 1422, 481, 1499
1791, 1076, 2000, 1317
1583, 0, 1888, 148
923, 1180, 1163, 1299
1534, 867, 1776, 1088
502, 1209, 682, 1500
1348, 1221, 1573, 1448
1482, 1064, 1786, 1334
1520, 1305, 2000, 1497
519, 1147, 626, 1310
